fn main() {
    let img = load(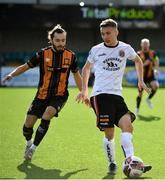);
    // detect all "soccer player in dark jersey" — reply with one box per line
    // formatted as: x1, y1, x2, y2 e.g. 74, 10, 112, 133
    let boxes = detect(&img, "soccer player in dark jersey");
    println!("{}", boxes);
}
3, 24, 89, 160
135, 38, 159, 115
